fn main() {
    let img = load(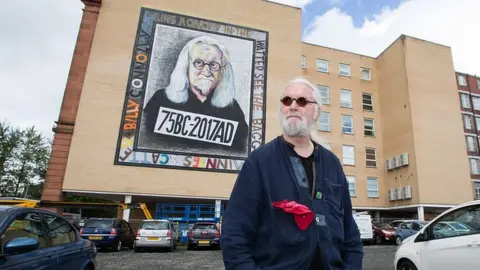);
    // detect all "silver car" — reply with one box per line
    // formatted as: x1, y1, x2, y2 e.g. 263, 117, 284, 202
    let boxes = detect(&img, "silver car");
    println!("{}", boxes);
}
134, 219, 177, 252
